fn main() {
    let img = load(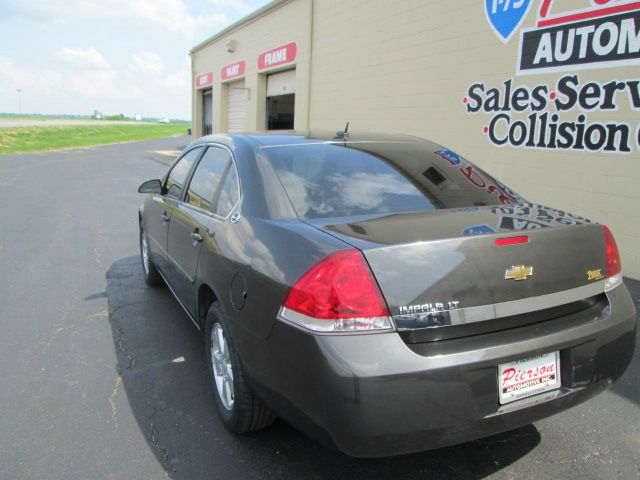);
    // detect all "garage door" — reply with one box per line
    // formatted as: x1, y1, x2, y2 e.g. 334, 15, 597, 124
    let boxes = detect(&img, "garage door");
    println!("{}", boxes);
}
202, 89, 212, 135
266, 69, 295, 130
267, 69, 296, 96
227, 81, 246, 133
